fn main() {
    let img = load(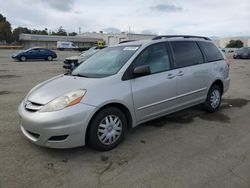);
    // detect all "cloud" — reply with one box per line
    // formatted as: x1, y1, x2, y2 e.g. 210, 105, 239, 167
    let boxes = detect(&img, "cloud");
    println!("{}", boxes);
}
141, 30, 157, 35
151, 4, 183, 13
103, 27, 121, 33
0, 0, 250, 37
44, 0, 75, 11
